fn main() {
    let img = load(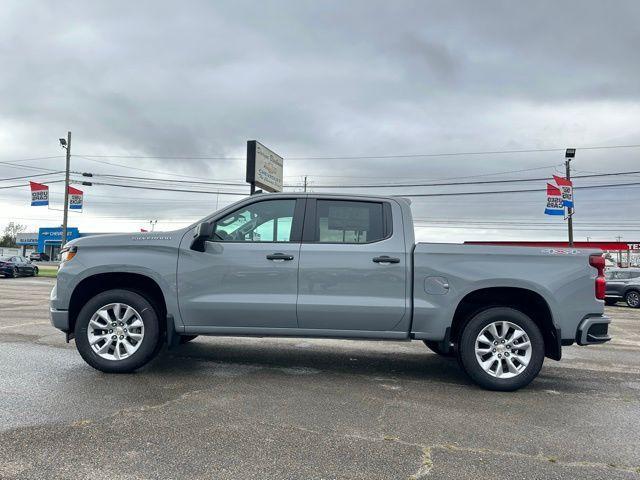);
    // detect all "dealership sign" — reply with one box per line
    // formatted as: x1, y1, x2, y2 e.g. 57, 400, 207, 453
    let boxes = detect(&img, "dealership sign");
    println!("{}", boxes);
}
246, 140, 283, 193
68, 186, 83, 210
544, 183, 564, 215
553, 175, 573, 208
29, 181, 49, 206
